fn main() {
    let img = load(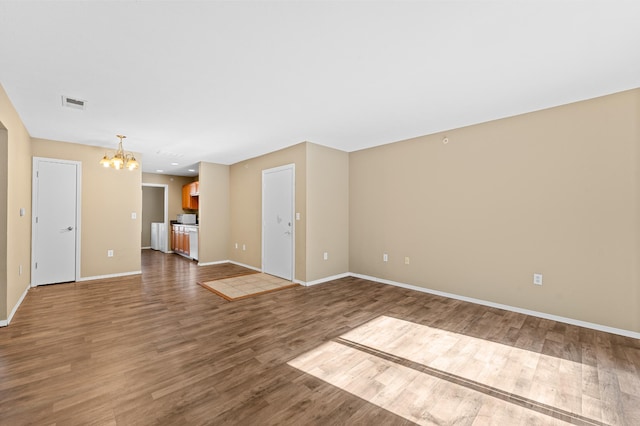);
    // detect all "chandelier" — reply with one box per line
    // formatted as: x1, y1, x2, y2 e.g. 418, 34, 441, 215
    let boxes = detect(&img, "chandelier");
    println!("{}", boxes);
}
99, 134, 139, 170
